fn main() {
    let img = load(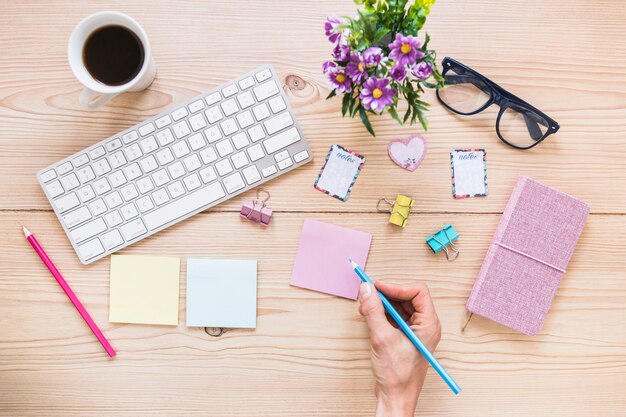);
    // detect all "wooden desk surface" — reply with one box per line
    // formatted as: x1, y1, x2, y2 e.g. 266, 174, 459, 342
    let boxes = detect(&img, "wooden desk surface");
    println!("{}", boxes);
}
1, 1, 625, 416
